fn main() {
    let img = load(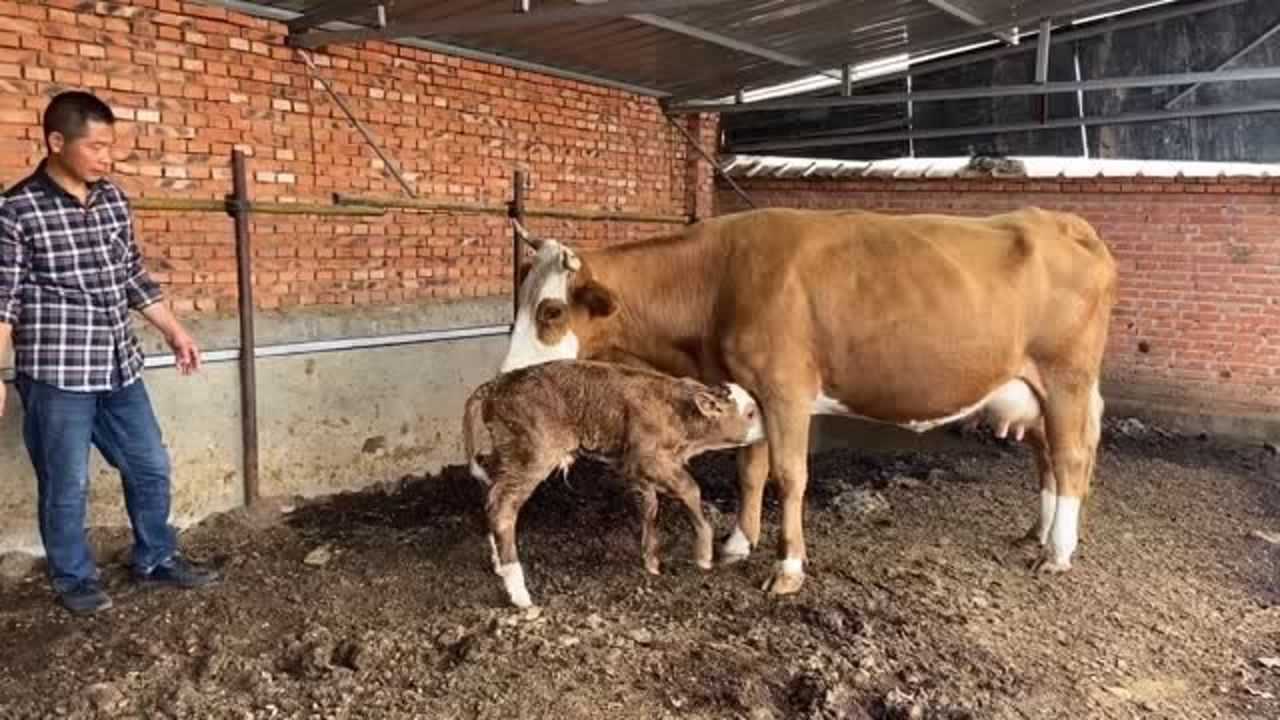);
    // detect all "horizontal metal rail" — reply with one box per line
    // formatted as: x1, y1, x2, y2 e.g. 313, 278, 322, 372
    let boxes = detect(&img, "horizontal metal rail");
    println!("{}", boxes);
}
132, 198, 386, 216
677, 65, 1280, 114
332, 193, 690, 224
0, 323, 512, 381
727, 99, 1280, 153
